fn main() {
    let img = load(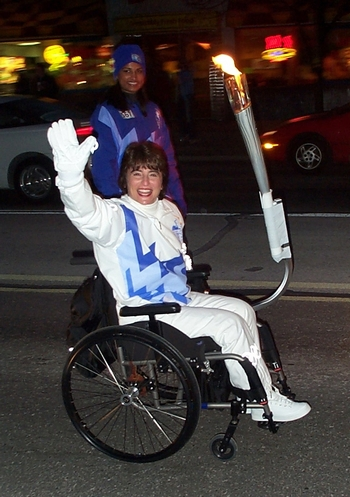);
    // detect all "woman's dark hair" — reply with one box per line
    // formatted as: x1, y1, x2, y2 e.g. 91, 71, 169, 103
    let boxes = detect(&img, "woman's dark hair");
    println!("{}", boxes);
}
118, 141, 169, 198
104, 80, 149, 116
